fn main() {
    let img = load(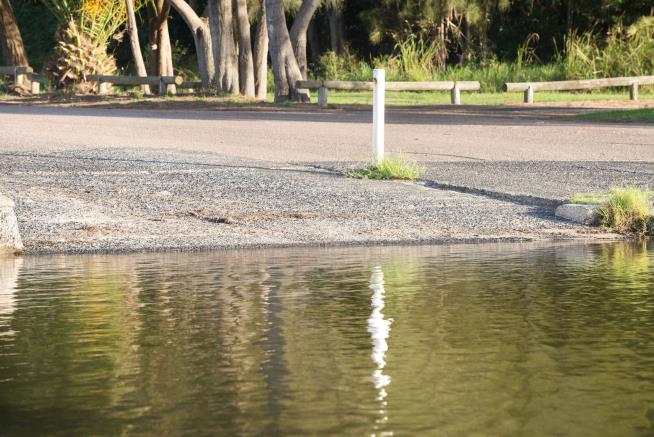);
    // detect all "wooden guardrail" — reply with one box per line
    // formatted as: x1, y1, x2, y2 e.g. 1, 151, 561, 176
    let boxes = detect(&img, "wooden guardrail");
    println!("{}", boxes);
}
0, 66, 44, 94
297, 80, 481, 106
504, 75, 654, 103
88, 75, 183, 95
